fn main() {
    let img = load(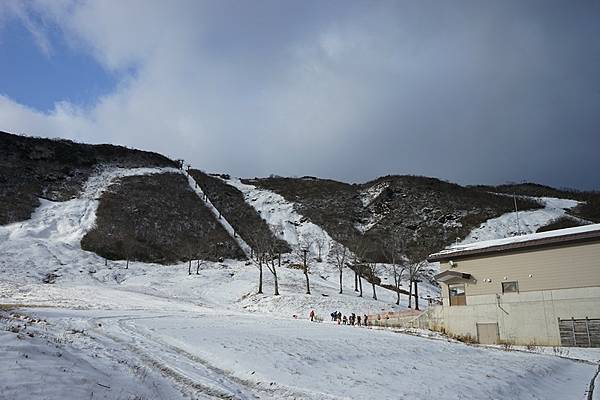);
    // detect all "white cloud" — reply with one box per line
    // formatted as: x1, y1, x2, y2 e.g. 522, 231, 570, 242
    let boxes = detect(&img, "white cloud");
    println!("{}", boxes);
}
0, 1, 599, 189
